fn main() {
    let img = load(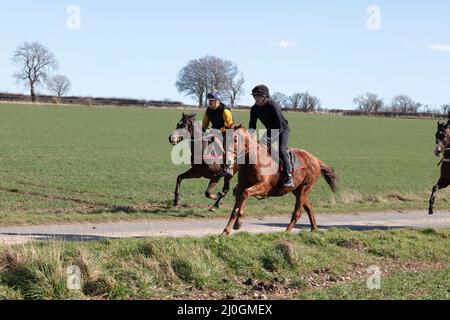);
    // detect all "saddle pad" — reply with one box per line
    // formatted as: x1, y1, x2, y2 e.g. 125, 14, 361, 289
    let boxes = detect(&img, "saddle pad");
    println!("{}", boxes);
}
280, 149, 304, 172
203, 153, 222, 161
